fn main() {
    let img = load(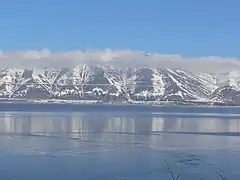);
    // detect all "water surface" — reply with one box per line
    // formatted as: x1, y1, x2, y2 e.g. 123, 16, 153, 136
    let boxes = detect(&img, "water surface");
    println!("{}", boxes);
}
0, 111, 240, 179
